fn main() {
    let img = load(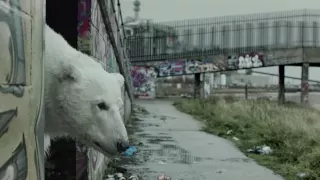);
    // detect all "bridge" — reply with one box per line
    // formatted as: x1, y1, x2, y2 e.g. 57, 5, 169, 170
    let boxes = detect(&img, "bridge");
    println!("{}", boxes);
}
126, 9, 320, 104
